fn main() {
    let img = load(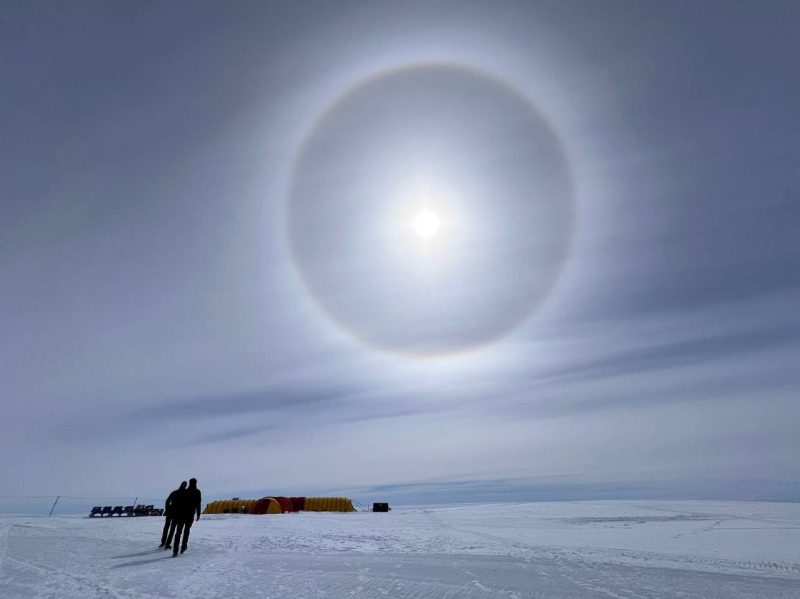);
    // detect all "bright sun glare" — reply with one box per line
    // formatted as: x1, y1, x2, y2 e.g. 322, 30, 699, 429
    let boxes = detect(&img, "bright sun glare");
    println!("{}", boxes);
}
413, 209, 441, 240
